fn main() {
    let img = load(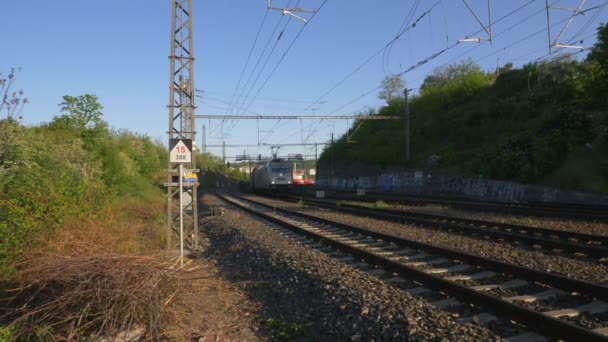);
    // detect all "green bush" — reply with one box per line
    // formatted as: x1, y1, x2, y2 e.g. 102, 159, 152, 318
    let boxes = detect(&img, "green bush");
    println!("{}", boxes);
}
0, 95, 168, 276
